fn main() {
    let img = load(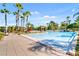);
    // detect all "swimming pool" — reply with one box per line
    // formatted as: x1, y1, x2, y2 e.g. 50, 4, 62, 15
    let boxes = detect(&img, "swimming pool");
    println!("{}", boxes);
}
28, 31, 77, 53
